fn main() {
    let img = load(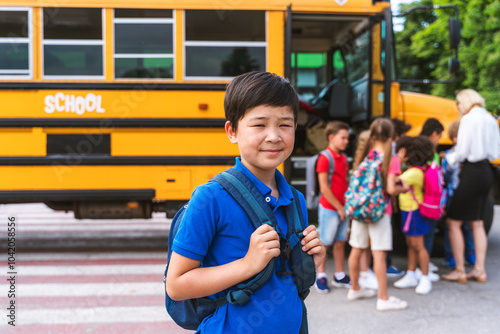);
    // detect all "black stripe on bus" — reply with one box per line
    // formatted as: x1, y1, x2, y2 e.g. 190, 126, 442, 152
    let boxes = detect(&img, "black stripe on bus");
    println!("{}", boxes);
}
0, 189, 155, 202
0, 82, 227, 91
47, 134, 111, 155
0, 156, 237, 166
0, 118, 227, 128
